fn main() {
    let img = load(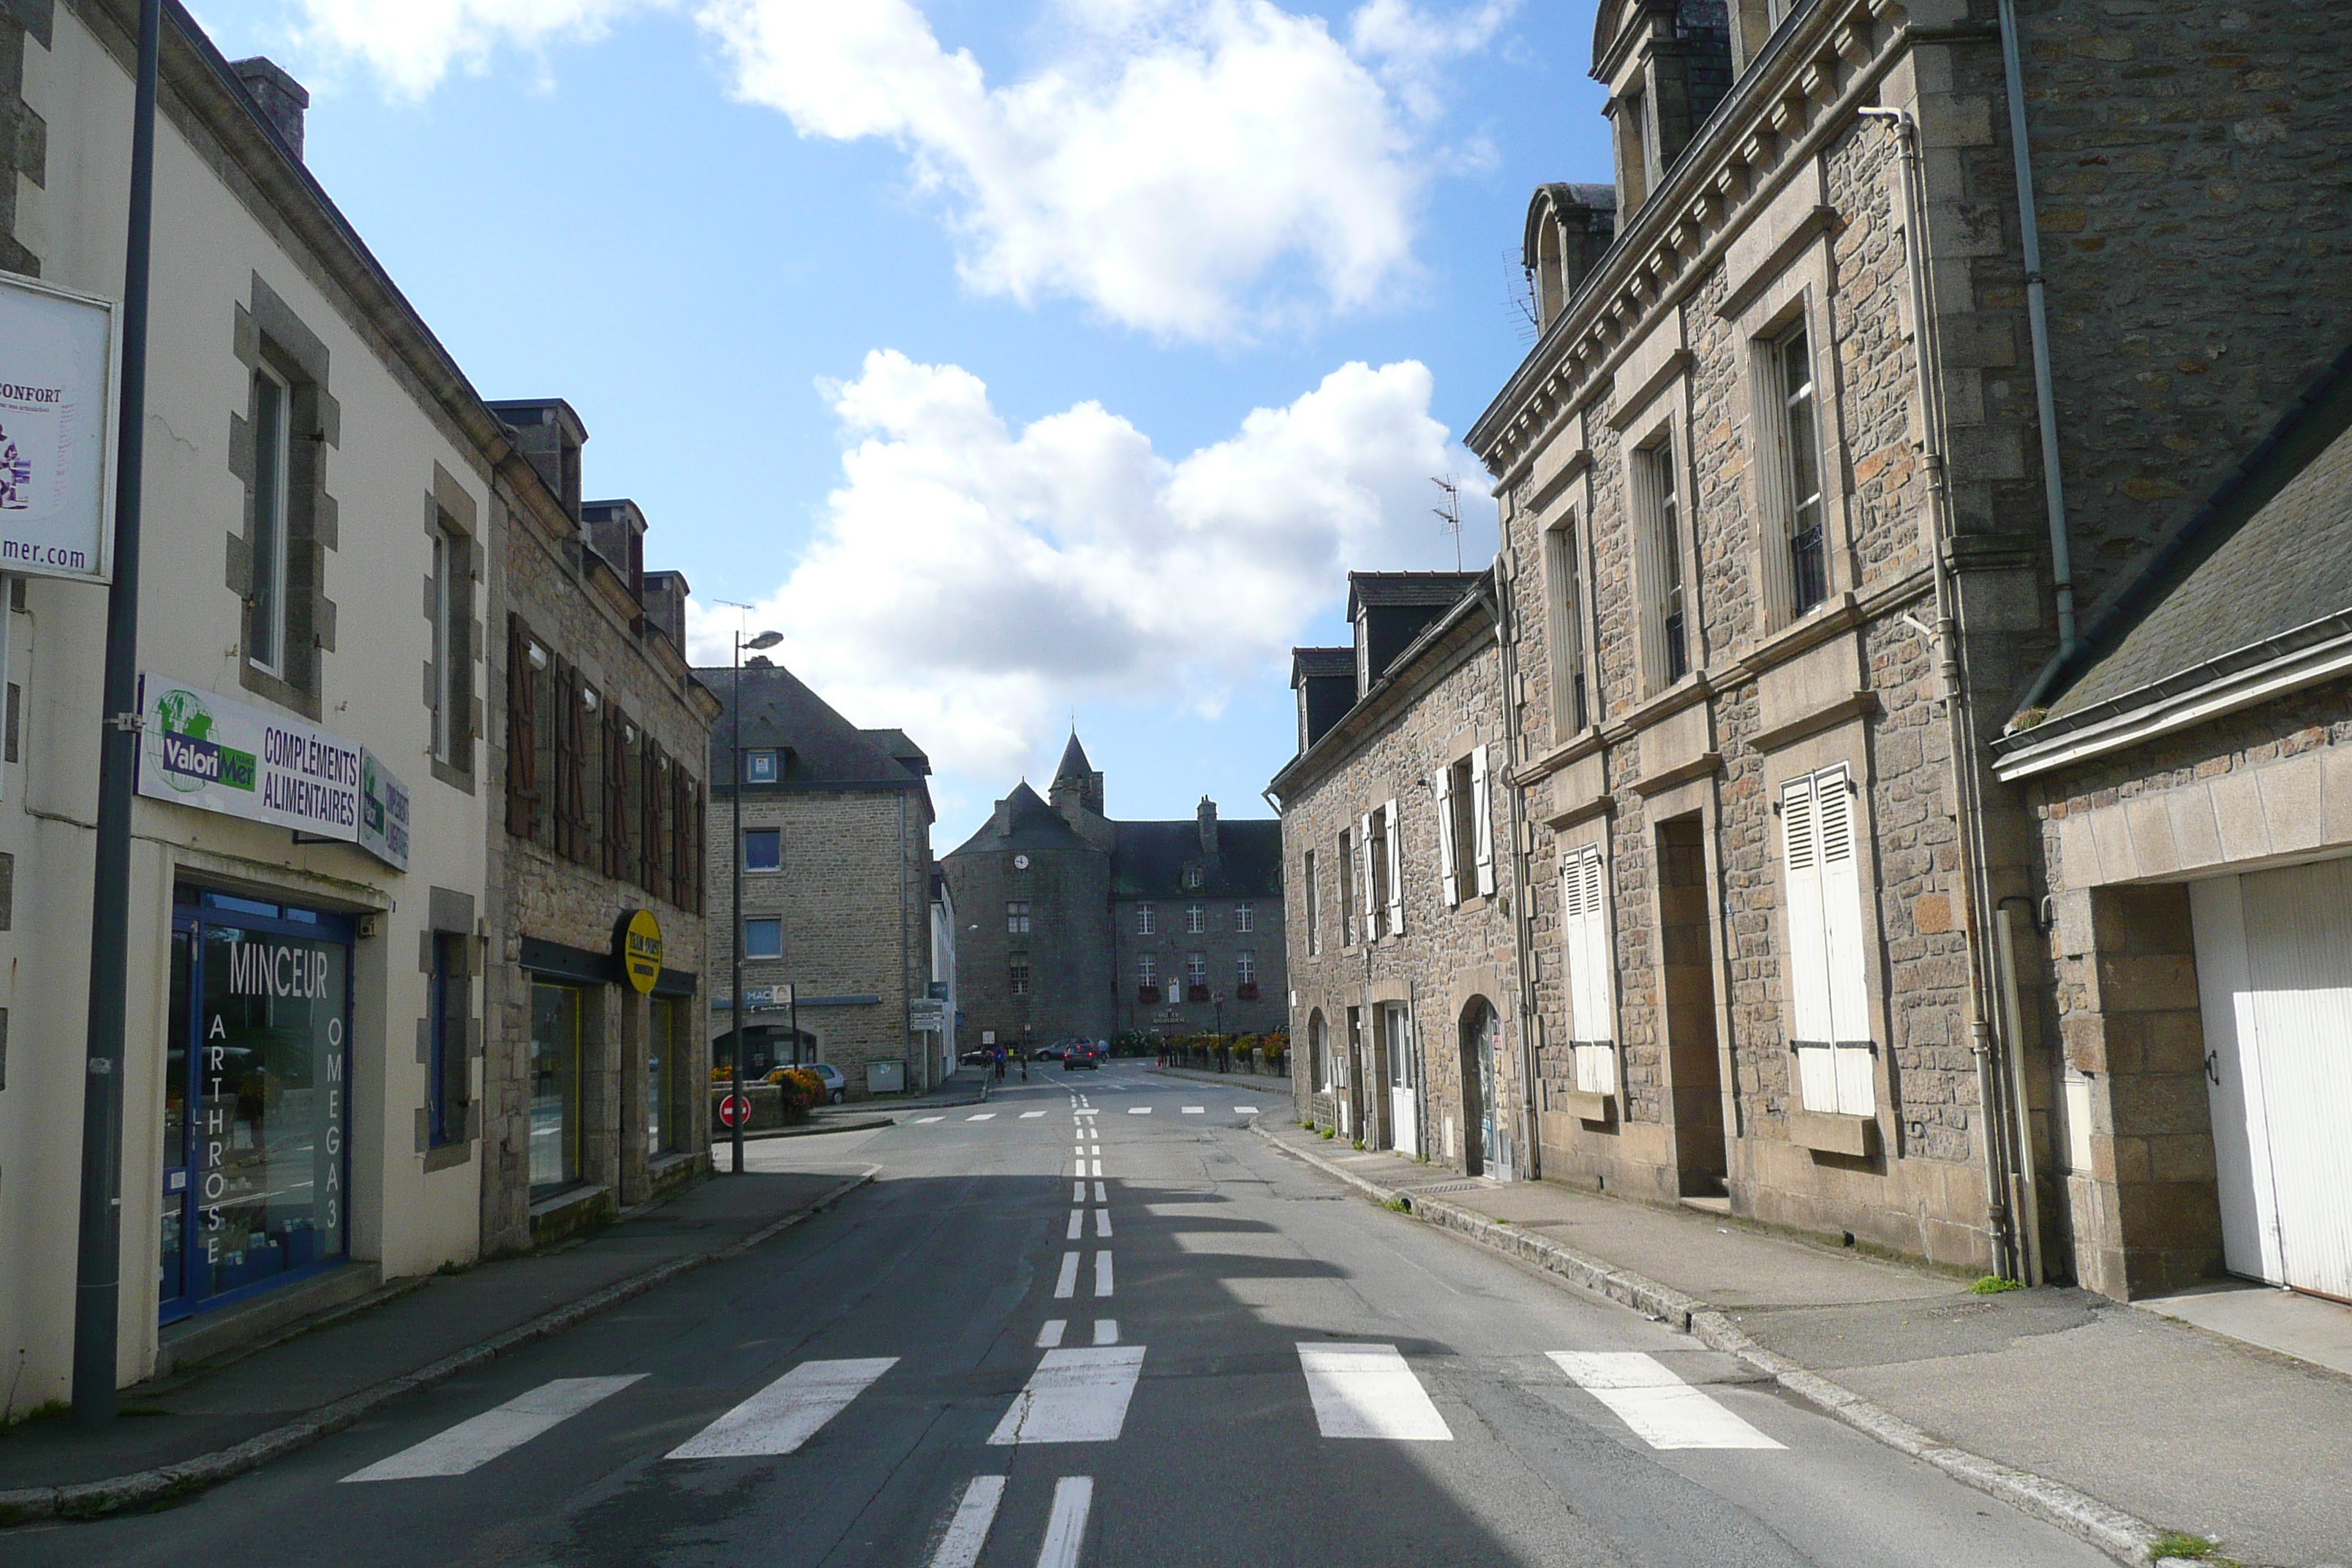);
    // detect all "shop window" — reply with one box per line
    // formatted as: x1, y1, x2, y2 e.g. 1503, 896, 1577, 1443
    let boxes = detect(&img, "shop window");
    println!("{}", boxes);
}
1782, 766, 1874, 1116
745, 917, 783, 960
649, 996, 685, 1156
745, 828, 781, 872
529, 982, 584, 1192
